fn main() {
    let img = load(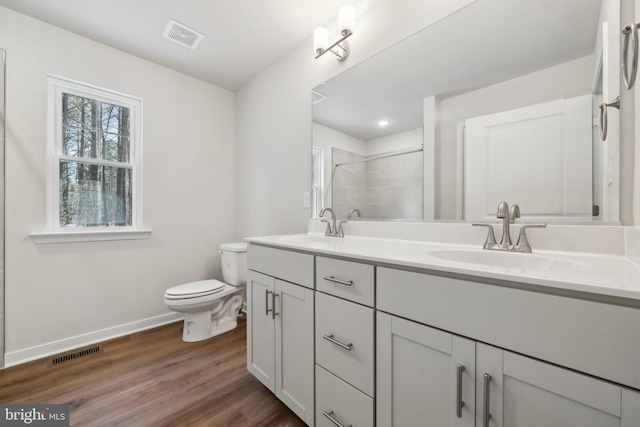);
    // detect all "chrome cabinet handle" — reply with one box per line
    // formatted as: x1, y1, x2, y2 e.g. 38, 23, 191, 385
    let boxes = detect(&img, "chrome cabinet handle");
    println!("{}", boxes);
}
456, 364, 465, 418
322, 411, 351, 427
265, 290, 272, 316
623, 23, 640, 90
483, 373, 492, 427
323, 276, 353, 286
271, 292, 279, 319
323, 334, 353, 351
599, 96, 620, 141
